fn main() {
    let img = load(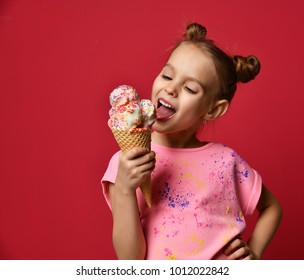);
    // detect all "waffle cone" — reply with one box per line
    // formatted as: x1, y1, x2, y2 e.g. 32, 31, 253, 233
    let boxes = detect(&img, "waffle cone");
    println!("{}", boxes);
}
111, 128, 152, 207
